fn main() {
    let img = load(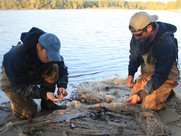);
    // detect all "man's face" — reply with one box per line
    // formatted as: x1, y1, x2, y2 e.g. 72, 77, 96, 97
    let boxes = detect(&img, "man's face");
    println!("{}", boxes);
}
132, 30, 149, 42
36, 43, 52, 63
130, 24, 152, 42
